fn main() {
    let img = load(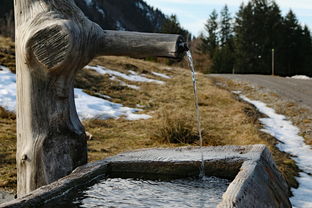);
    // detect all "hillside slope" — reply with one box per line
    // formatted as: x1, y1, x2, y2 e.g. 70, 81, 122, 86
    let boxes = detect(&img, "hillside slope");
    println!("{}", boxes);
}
0, 0, 182, 37
77, 0, 166, 32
